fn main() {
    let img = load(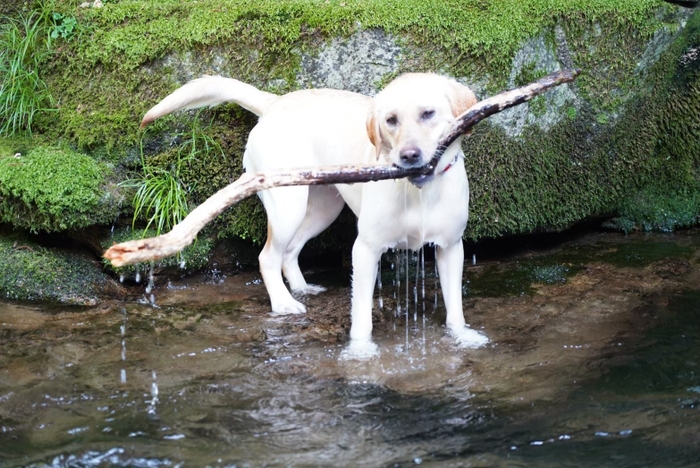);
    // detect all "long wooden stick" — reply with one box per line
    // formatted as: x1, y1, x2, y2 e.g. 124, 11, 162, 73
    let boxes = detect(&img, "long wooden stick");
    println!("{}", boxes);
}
104, 69, 580, 266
